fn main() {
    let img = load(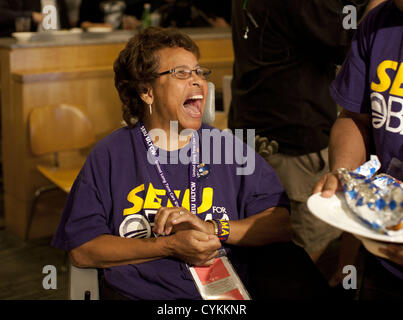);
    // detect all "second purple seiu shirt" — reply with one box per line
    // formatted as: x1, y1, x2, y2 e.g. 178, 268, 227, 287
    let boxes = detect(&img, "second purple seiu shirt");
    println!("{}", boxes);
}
330, 0, 403, 173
